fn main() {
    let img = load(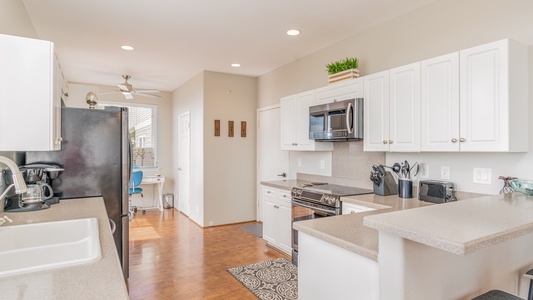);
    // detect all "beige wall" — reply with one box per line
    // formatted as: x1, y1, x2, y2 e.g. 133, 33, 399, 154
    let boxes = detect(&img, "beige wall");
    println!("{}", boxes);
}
257, 0, 533, 194
0, 0, 37, 38
203, 71, 257, 226
172, 71, 257, 227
